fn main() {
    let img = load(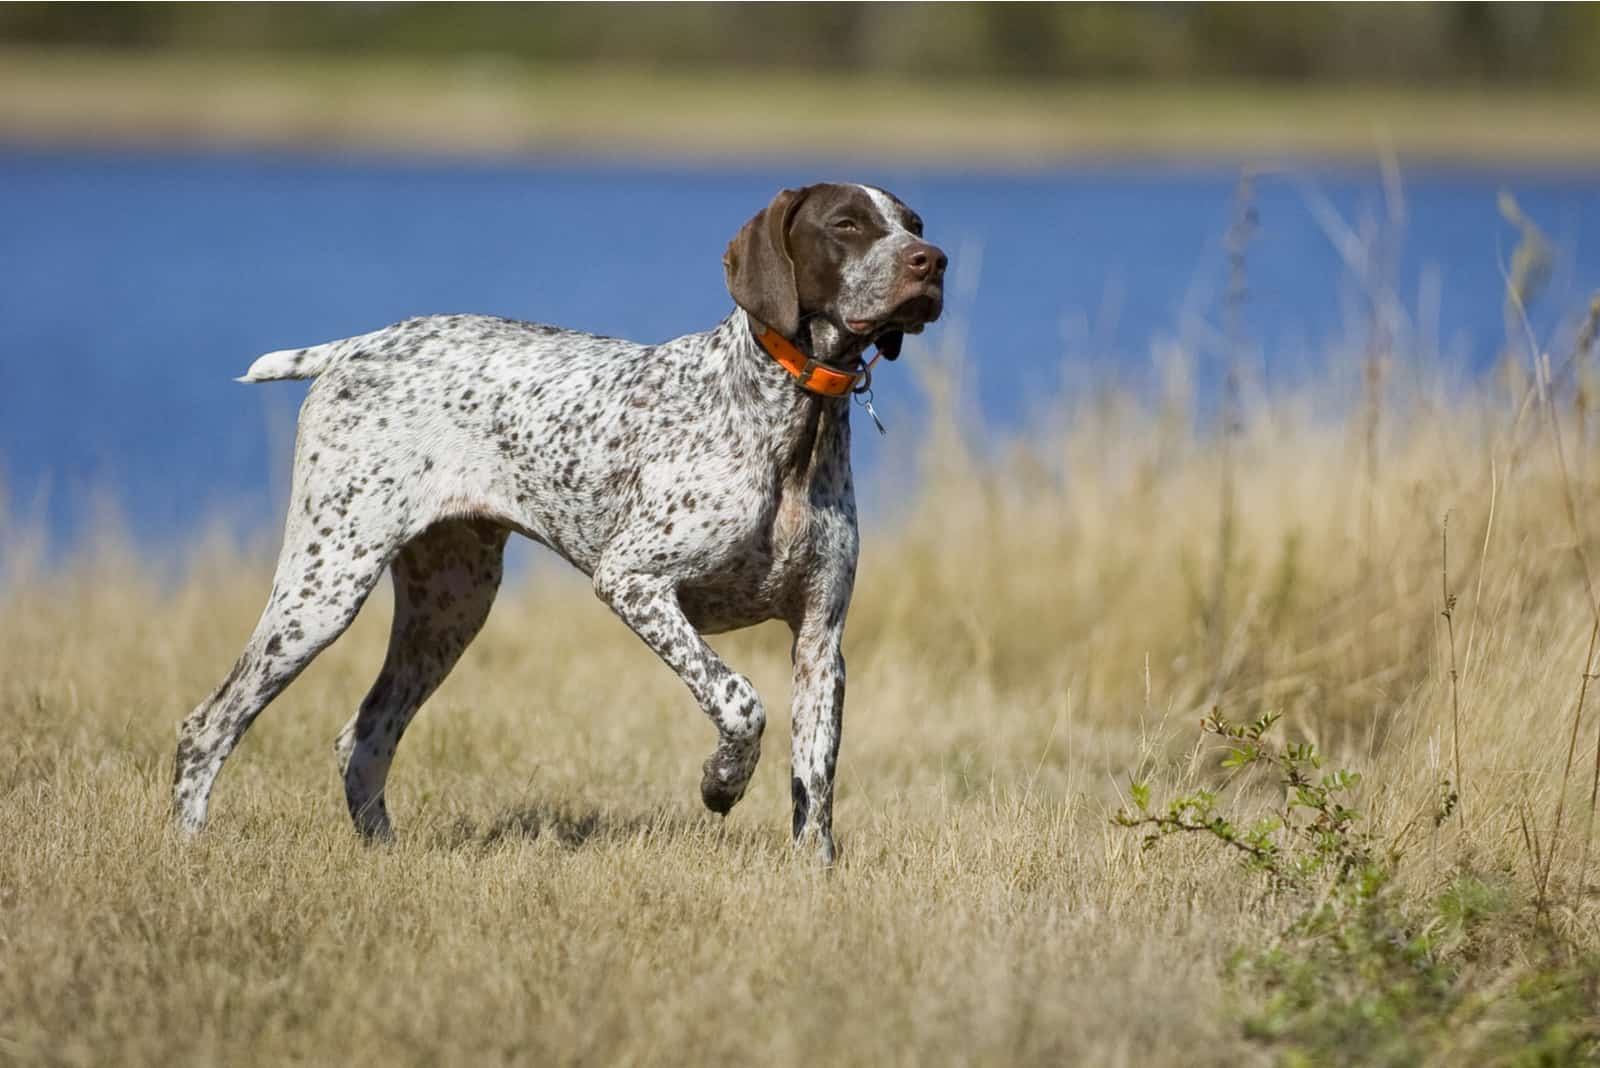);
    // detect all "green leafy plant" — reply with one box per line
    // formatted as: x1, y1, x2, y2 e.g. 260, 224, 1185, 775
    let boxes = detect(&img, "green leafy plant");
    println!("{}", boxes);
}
1114, 708, 1380, 890
1116, 711, 1599, 1065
